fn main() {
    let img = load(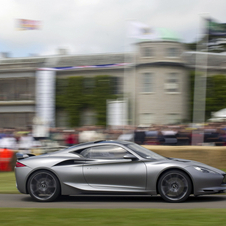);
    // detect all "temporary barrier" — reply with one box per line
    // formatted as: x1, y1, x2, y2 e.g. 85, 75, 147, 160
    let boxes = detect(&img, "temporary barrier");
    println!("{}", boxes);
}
0, 148, 14, 171
143, 145, 226, 169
